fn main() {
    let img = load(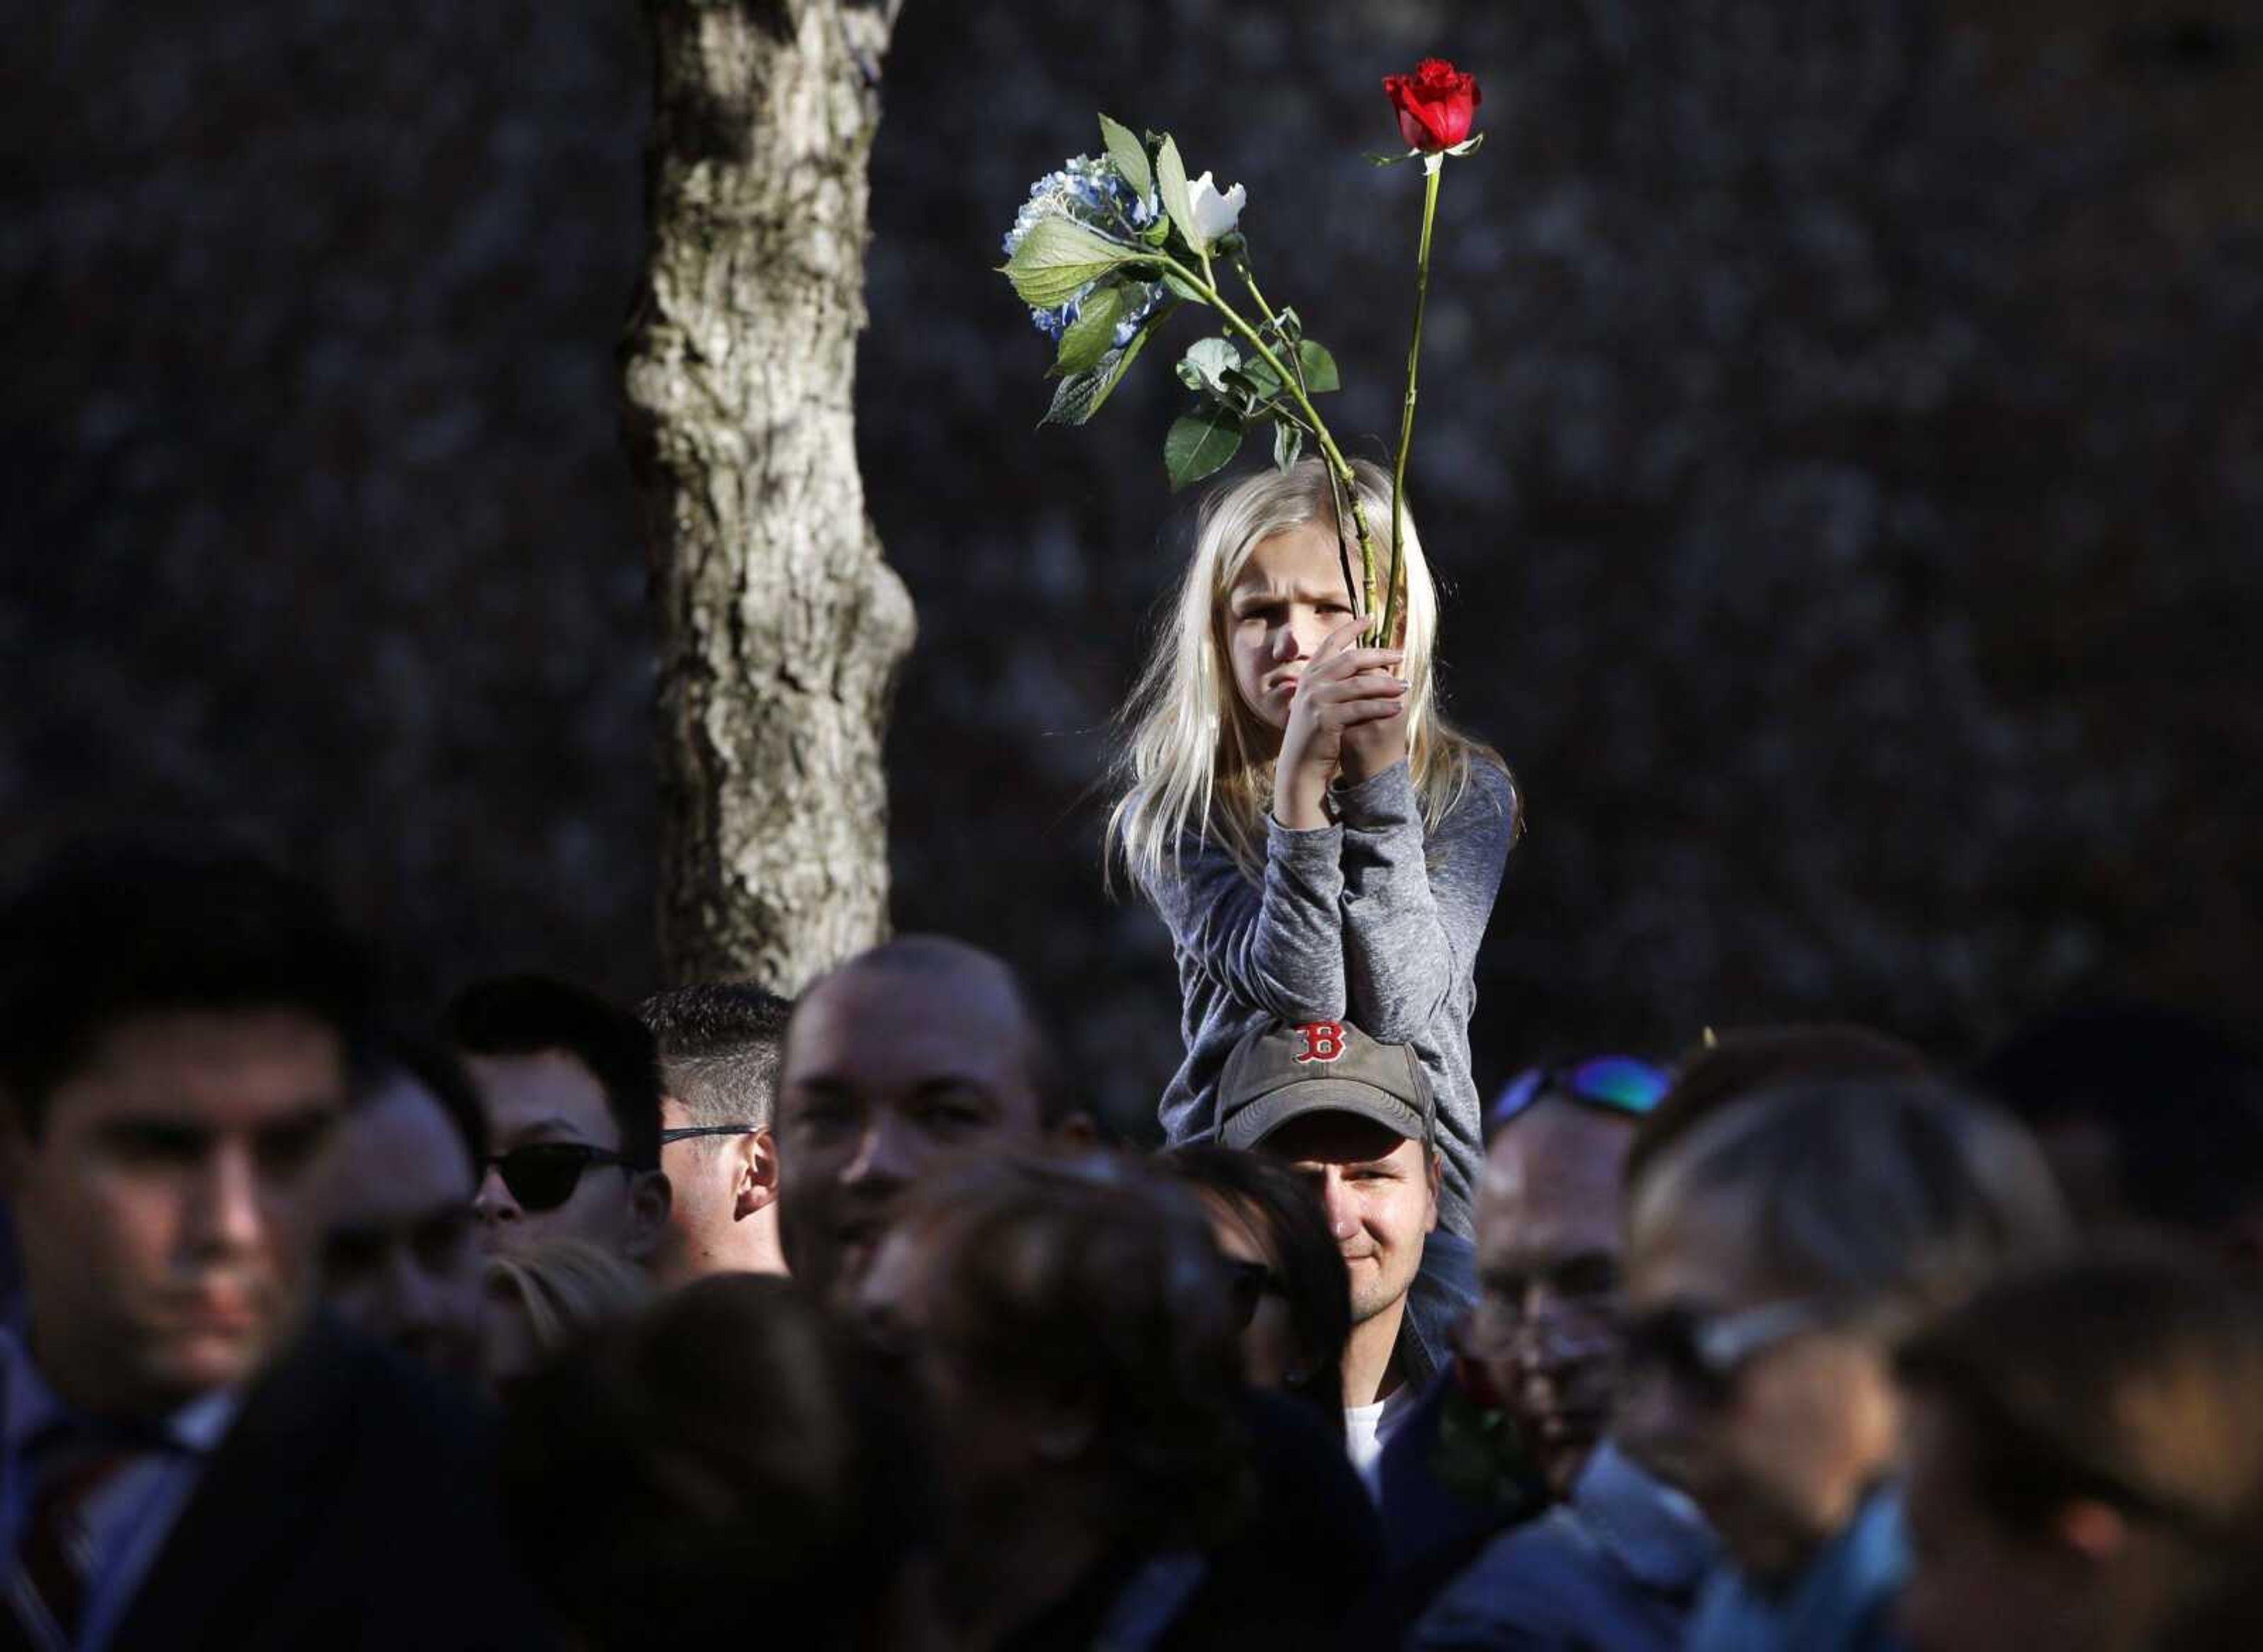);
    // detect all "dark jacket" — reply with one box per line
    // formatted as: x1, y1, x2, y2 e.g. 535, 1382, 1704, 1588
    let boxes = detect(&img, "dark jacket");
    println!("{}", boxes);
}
105, 1315, 556, 1652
